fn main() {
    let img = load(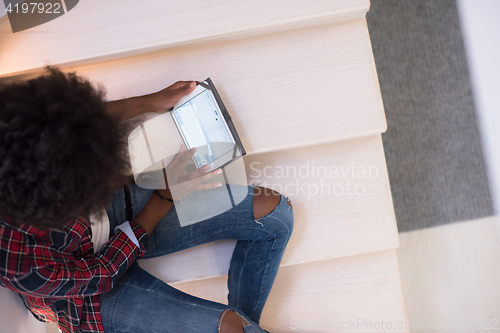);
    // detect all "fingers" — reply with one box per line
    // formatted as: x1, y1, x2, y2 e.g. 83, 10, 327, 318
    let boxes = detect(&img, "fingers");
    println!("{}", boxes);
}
169, 144, 190, 166
170, 81, 197, 97
166, 83, 195, 106
182, 168, 223, 190
190, 169, 223, 189
153, 81, 198, 114
189, 170, 224, 191
202, 168, 223, 180
187, 164, 210, 180
164, 145, 197, 186
169, 81, 197, 90
168, 144, 185, 166
192, 181, 223, 192
178, 146, 196, 166
166, 146, 224, 194
168, 167, 223, 201
180, 81, 197, 94
188, 165, 222, 181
